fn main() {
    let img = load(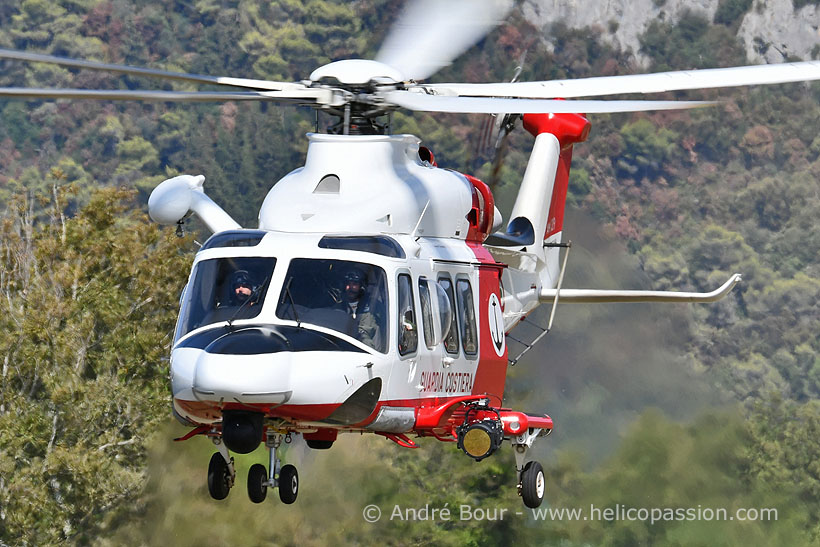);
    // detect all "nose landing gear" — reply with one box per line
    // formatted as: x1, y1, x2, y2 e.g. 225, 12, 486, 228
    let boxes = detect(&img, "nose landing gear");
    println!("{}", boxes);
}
207, 437, 236, 500
206, 429, 299, 504
245, 431, 299, 504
